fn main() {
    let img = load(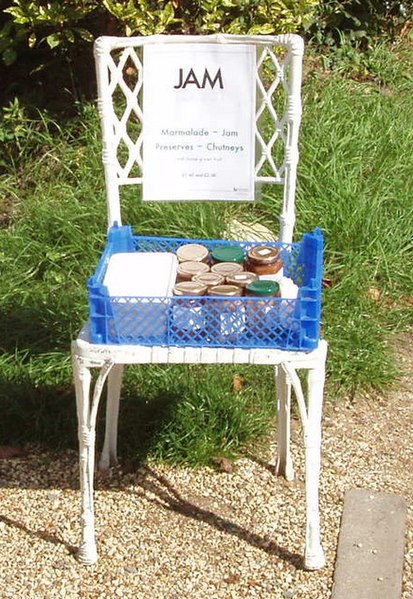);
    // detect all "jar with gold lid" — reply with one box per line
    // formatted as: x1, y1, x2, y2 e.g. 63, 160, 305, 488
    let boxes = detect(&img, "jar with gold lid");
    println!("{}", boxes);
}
247, 245, 283, 281
176, 260, 209, 282
226, 271, 258, 292
210, 261, 244, 279
193, 271, 225, 289
207, 284, 245, 344
176, 243, 209, 264
171, 281, 207, 340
